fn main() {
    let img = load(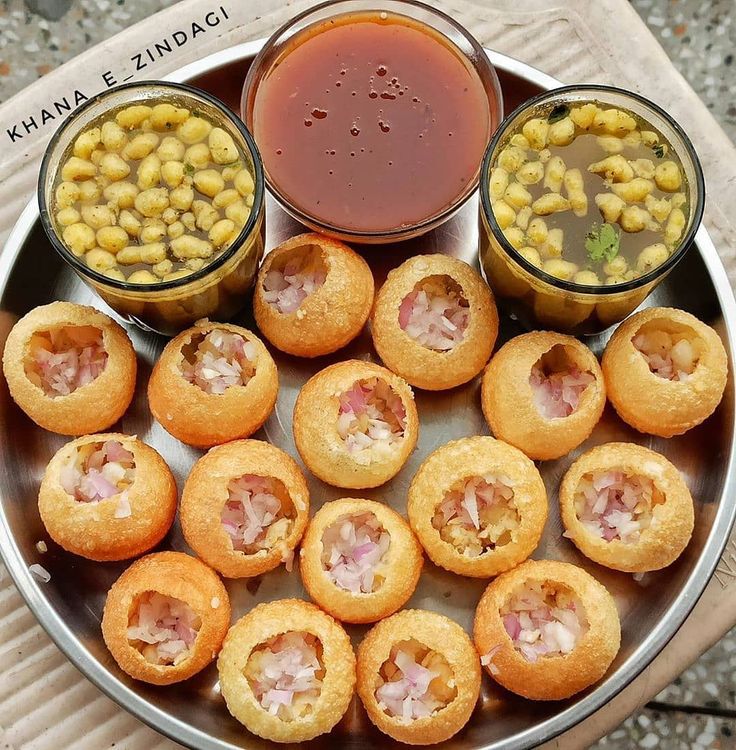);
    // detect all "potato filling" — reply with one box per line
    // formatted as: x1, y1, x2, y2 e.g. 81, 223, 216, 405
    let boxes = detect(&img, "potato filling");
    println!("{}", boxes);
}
221, 474, 294, 554
432, 474, 519, 558
632, 324, 700, 381
375, 638, 456, 721
320, 512, 390, 594
500, 581, 587, 663
529, 344, 595, 419
262, 244, 328, 314
573, 470, 664, 543
24, 325, 107, 397
336, 377, 407, 462
180, 329, 256, 394
398, 275, 469, 352
127, 591, 201, 666
59, 439, 135, 517
244, 631, 325, 720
